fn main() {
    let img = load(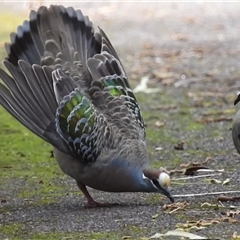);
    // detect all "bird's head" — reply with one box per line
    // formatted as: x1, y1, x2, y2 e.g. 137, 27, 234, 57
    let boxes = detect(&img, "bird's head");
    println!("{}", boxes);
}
142, 168, 174, 203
